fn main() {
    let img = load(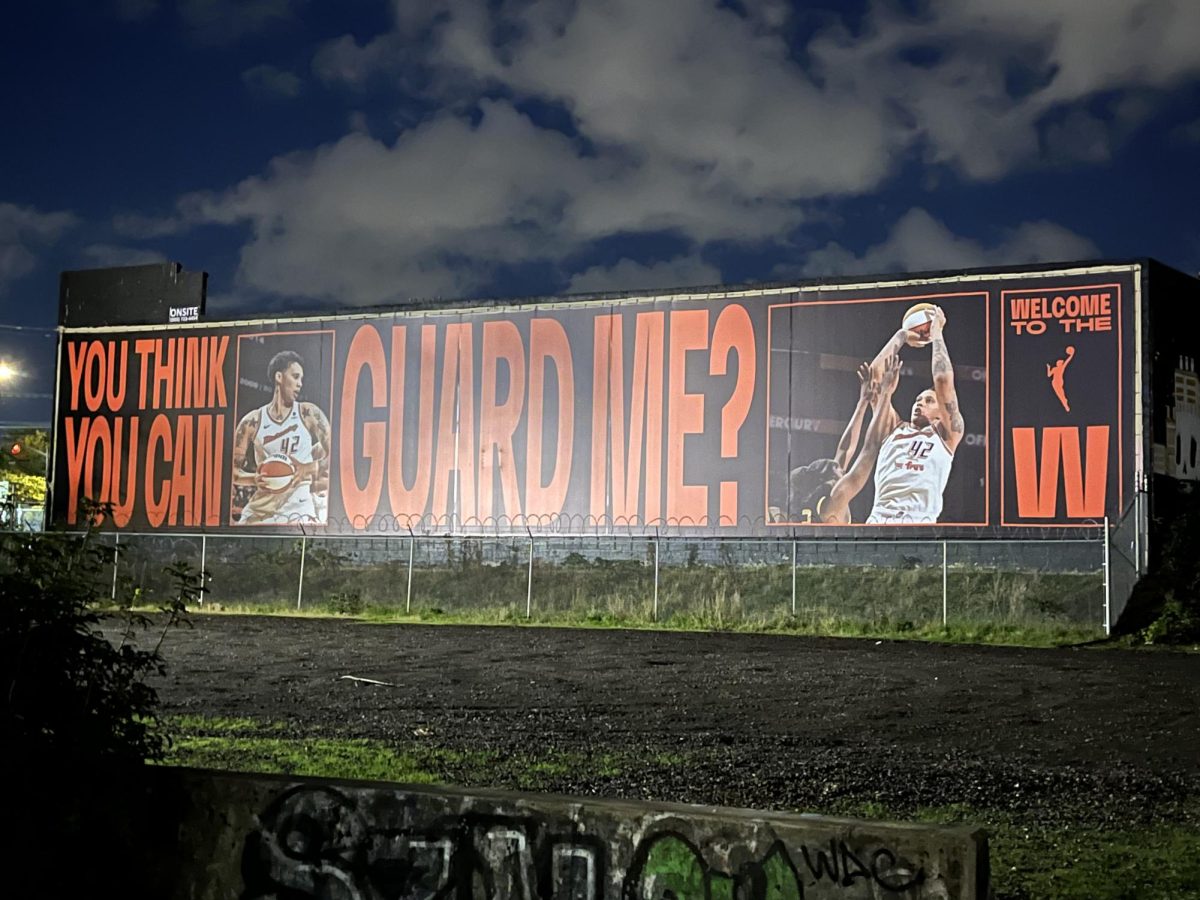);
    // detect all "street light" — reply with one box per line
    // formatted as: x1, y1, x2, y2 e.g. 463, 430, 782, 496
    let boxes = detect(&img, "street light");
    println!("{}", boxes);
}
0, 360, 16, 383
